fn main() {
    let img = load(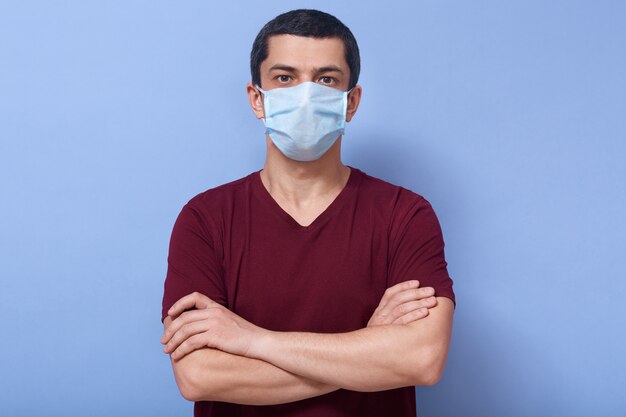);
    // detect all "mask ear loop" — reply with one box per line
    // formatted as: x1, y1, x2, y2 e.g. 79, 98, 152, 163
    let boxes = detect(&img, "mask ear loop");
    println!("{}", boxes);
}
340, 87, 354, 132
255, 85, 267, 125
345, 86, 355, 111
